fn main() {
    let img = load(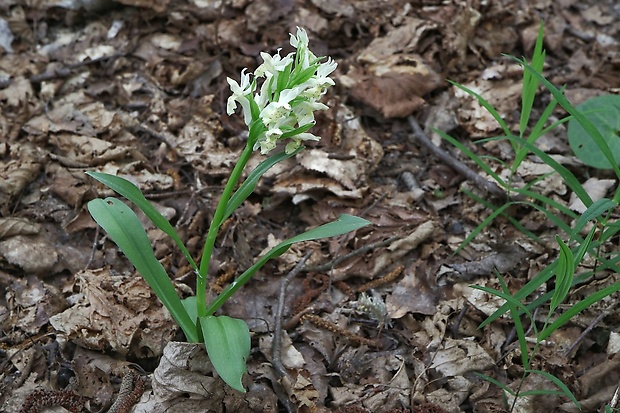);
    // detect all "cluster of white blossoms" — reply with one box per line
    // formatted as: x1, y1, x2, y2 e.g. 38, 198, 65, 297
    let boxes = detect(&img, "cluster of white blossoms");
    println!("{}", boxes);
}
226, 27, 337, 154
